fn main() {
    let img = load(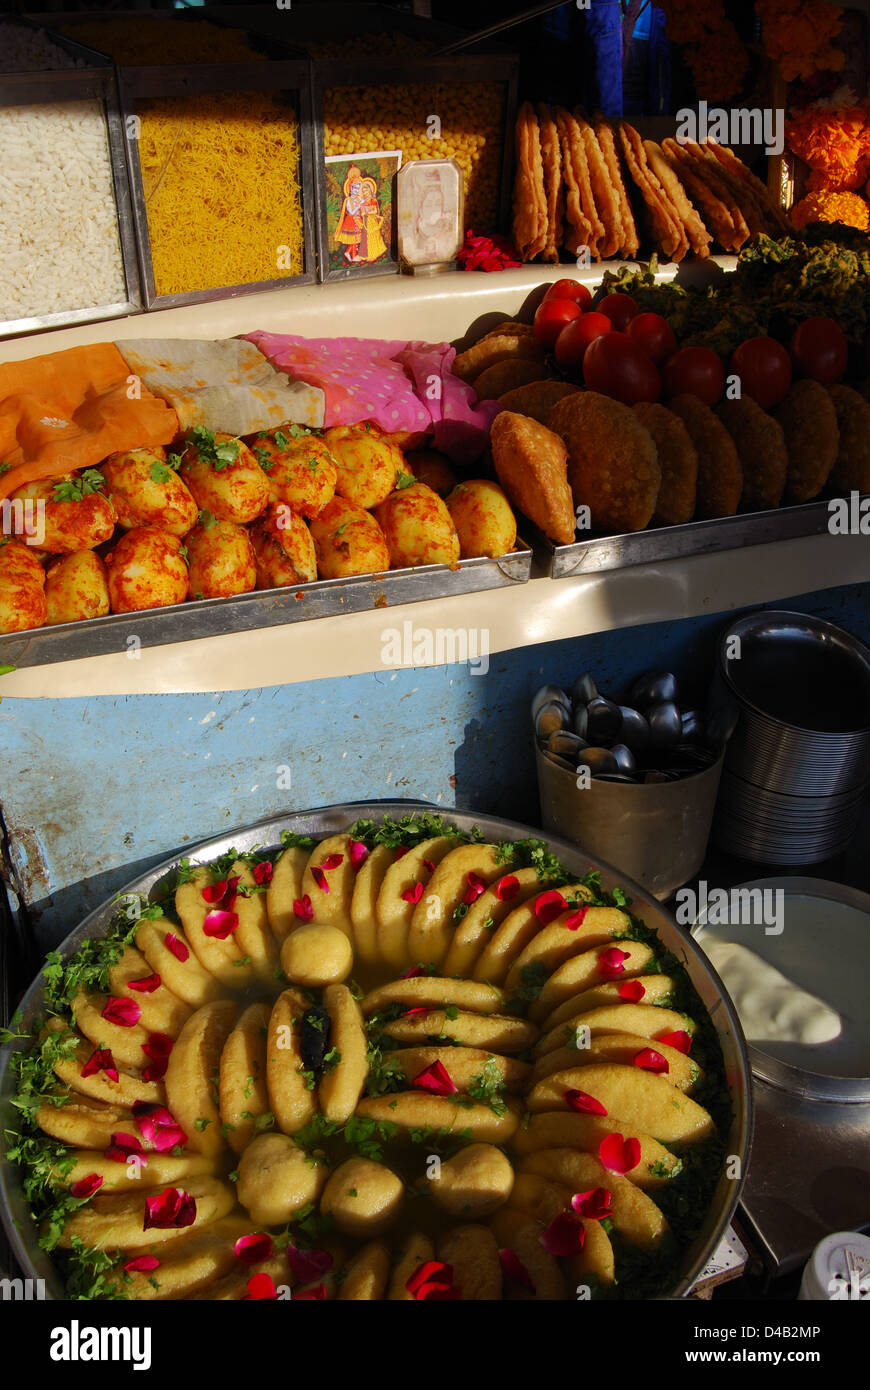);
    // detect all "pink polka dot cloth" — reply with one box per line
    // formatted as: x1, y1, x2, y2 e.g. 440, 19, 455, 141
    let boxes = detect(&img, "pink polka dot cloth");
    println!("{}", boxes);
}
244, 333, 501, 464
